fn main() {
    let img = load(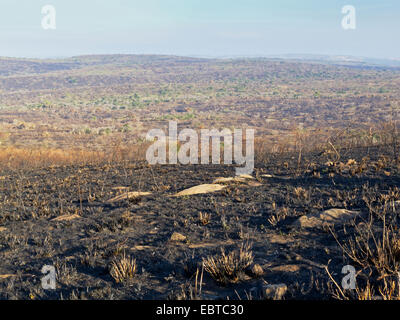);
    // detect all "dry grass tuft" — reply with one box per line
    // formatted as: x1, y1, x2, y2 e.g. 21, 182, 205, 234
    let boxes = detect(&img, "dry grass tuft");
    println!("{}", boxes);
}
109, 252, 137, 283
202, 243, 253, 284
329, 193, 400, 300
199, 212, 211, 226
293, 187, 308, 199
